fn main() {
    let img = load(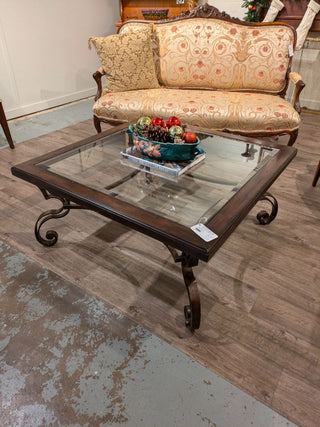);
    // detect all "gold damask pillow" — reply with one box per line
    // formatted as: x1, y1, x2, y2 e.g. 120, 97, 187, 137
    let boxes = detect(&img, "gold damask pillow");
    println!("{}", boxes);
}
89, 27, 159, 92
